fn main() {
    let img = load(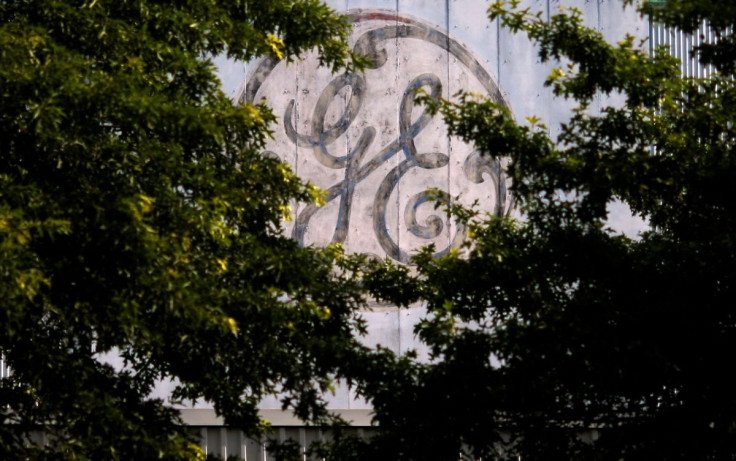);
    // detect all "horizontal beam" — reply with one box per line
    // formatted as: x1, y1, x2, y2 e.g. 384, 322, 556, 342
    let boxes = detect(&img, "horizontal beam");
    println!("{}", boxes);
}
179, 408, 375, 427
